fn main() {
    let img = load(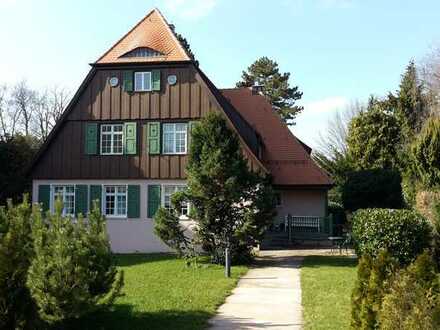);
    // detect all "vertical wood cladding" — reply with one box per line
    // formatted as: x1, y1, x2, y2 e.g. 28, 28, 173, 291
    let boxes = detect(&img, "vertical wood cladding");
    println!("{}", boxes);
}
32, 64, 262, 179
